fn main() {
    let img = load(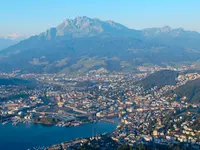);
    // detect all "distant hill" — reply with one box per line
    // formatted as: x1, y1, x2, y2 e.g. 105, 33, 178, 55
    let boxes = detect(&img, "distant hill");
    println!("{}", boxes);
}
175, 78, 200, 103
143, 26, 200, 49
138, 70, 179, 90
1, 16, 200, 73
